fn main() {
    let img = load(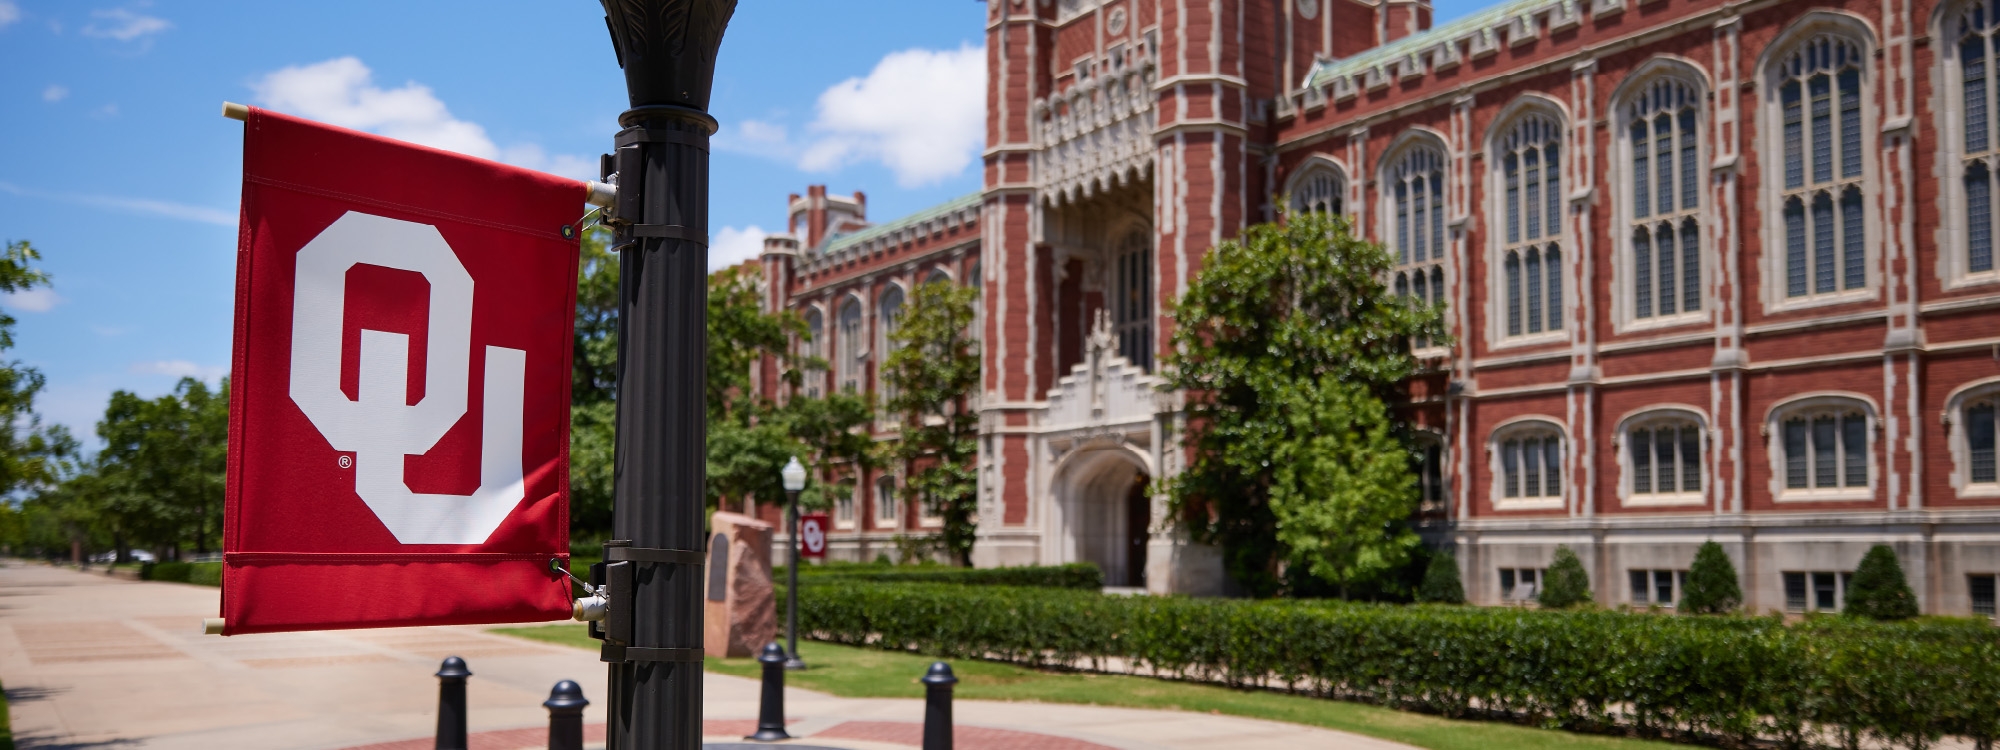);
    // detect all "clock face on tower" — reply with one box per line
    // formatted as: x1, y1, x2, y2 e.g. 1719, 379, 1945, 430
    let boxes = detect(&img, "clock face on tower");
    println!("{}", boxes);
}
1300, 0, 1321, 20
